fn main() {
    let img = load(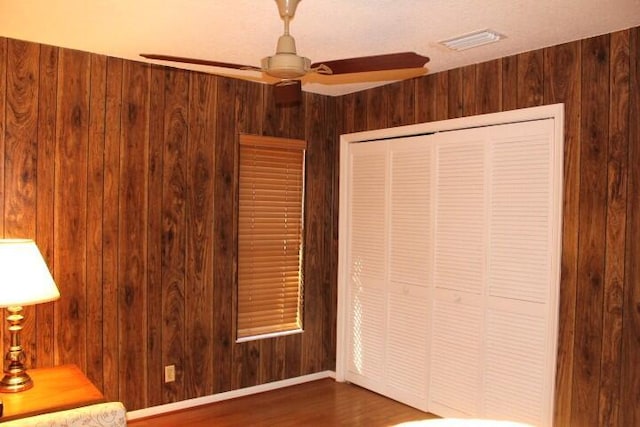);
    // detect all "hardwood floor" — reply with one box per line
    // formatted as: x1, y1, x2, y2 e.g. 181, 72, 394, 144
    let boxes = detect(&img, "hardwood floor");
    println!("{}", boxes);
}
128, 379, 437, 426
